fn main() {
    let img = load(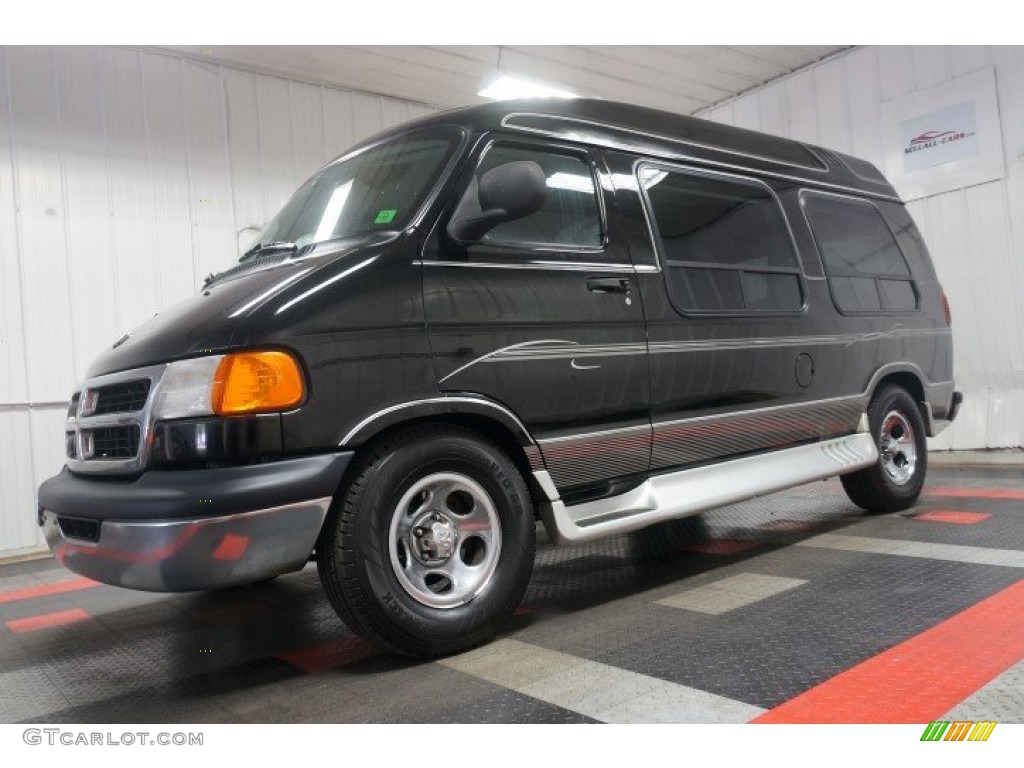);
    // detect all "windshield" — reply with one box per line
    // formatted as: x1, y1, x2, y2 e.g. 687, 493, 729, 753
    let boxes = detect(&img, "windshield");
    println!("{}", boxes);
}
247, 128, 459, 258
